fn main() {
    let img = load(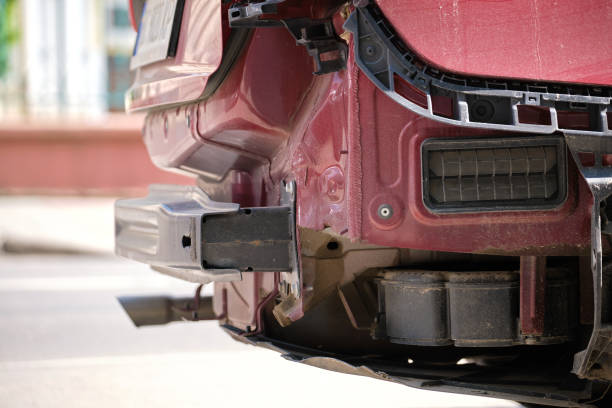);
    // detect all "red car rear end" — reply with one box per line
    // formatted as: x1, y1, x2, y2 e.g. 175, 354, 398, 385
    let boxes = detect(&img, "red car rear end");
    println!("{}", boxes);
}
115, 1, 612, 406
